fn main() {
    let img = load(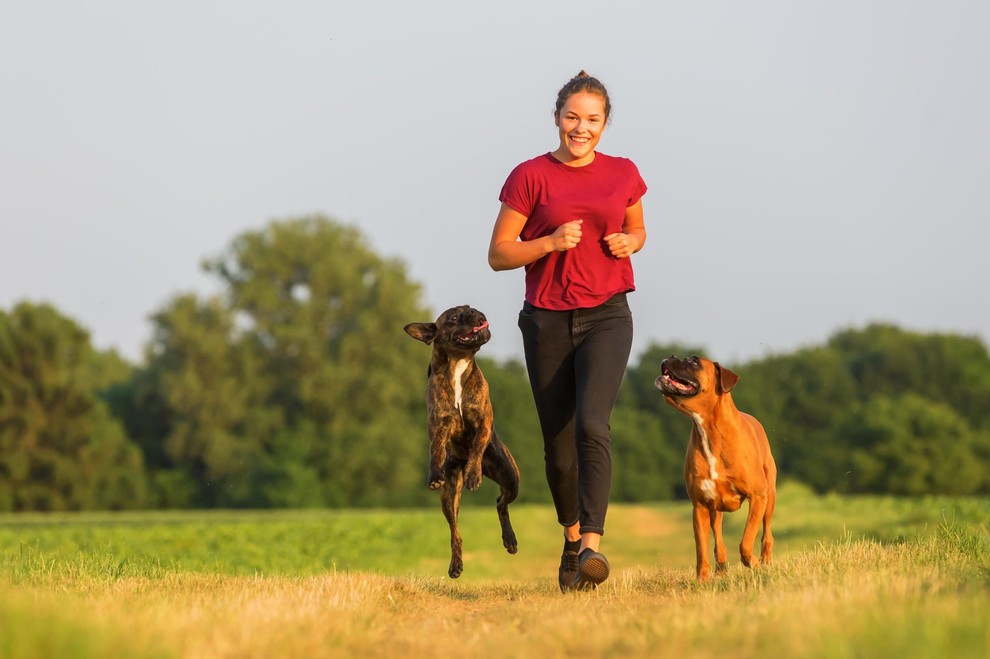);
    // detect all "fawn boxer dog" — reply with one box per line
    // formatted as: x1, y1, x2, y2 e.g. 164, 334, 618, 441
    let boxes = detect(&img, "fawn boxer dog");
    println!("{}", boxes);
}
404, 305, 520, 578
656, 356, 776, 581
